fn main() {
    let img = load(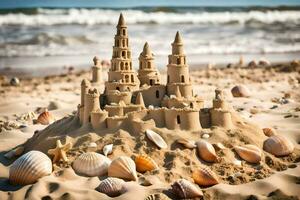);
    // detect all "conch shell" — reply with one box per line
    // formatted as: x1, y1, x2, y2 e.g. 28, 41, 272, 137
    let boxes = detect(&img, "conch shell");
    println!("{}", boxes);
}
171, 179, 203, 198
196, 140, 218, 162
176, 138, 196, 149
146, 129, 167, 149
234, 144, 261, 164
96, 177, 125, 197
9, 151, 52, 185
263, 135, 294, 156
108, 156, 137, 181
192, 166, 219, 187
135, 155, 158, 173
37, 110, 55, 125
72, 152, 111, 177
